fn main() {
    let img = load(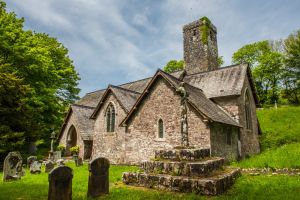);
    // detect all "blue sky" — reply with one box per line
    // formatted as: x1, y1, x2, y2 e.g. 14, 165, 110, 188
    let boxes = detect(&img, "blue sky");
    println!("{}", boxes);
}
5, 0, 300, 97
